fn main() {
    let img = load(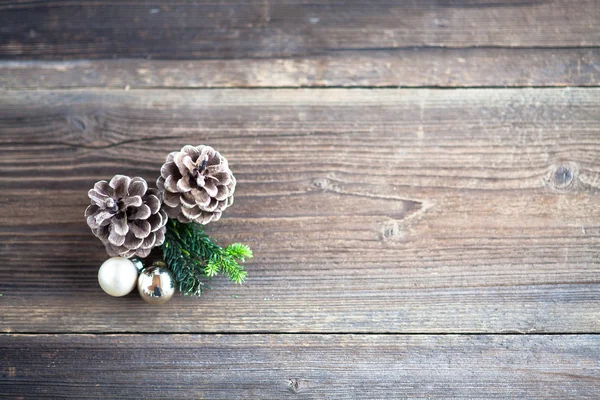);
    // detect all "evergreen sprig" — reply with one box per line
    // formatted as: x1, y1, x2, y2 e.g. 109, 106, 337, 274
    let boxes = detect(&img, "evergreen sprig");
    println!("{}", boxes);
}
161, 219, 252, 296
